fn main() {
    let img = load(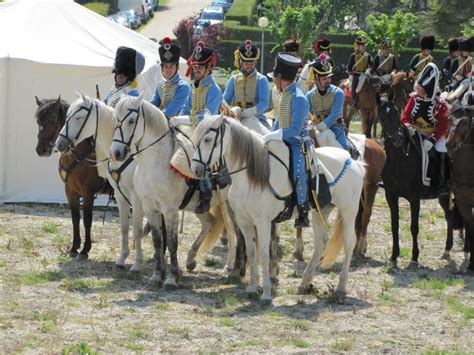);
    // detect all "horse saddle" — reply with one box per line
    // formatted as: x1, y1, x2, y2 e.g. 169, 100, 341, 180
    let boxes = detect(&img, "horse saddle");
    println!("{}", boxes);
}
170, 125, 196, 179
